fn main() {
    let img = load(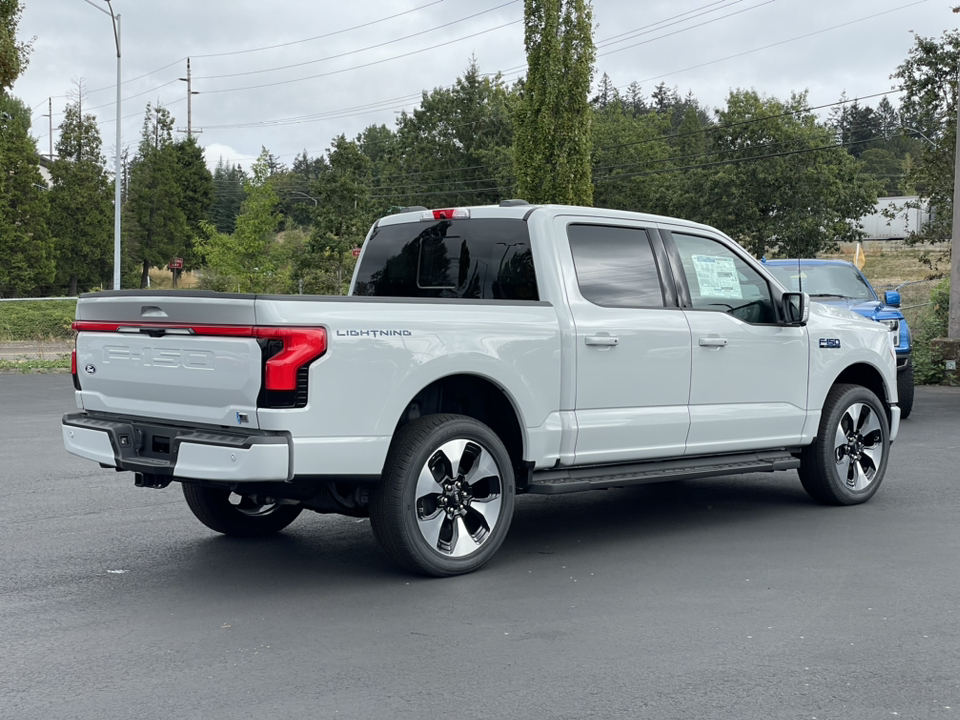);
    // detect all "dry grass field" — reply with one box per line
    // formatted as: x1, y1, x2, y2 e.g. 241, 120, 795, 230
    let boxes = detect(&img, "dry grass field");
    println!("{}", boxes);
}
146, 268, 201, 289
